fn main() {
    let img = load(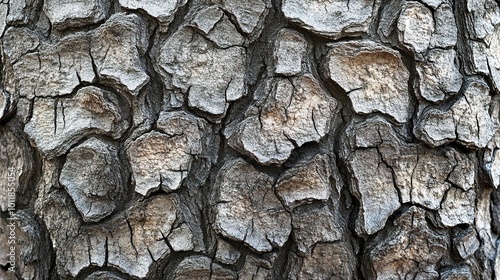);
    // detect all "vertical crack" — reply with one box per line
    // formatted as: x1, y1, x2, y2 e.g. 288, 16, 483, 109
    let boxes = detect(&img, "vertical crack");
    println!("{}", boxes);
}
126, 218, 138, 256
53, 98, 58, 135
